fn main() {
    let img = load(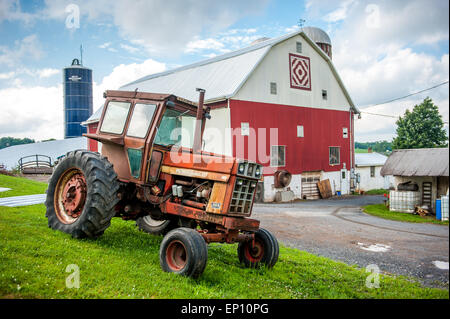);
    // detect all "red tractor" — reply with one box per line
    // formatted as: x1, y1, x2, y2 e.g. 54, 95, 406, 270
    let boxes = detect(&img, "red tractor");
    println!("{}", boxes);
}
45, 89, 278, 277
